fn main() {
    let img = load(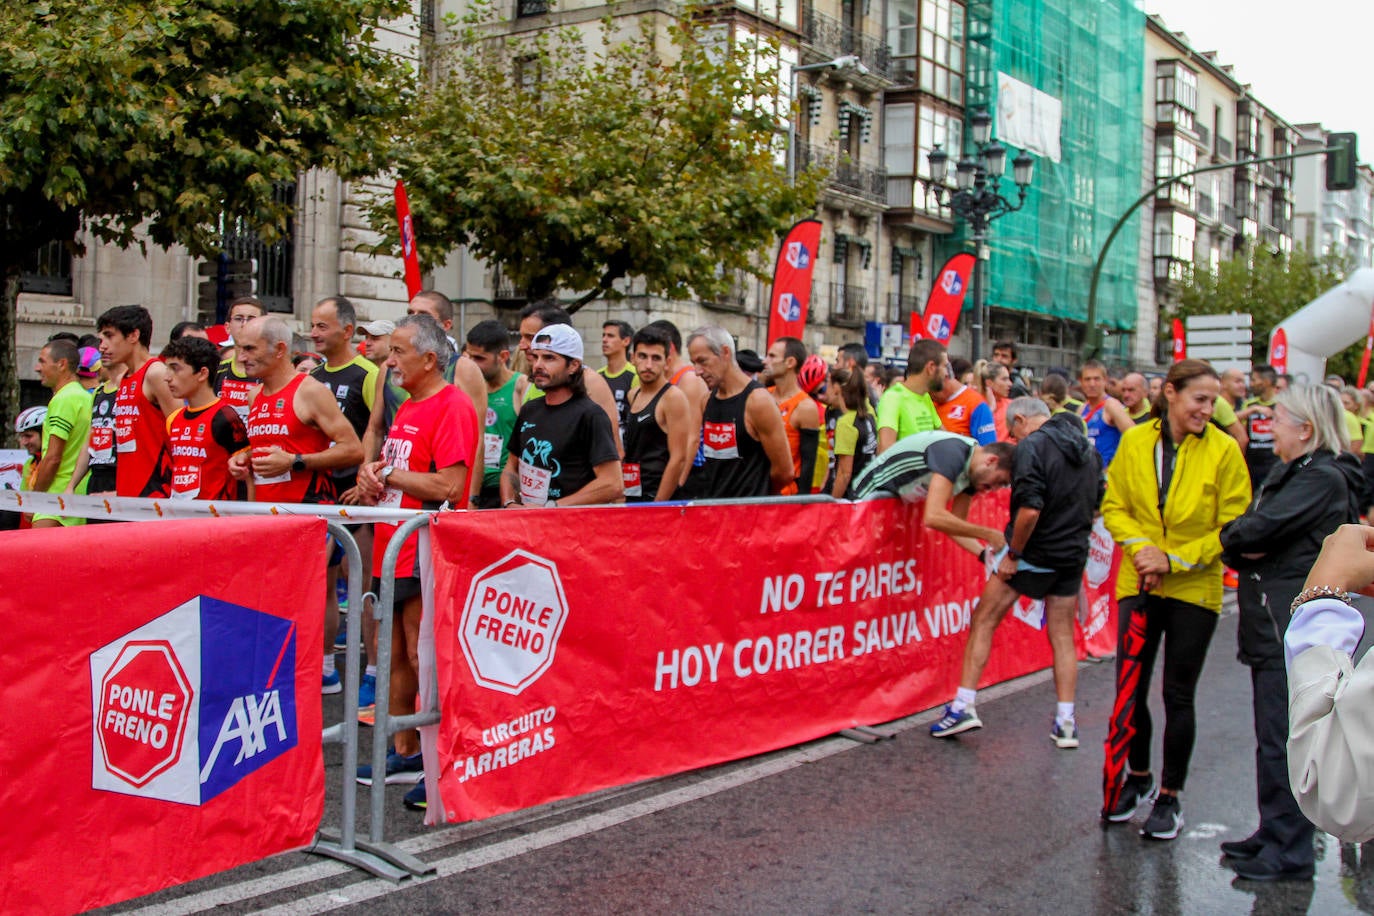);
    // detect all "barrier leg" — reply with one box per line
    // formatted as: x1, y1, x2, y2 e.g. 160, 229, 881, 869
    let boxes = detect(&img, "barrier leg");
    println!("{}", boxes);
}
311, 521, 426, 881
